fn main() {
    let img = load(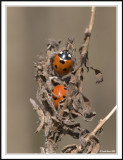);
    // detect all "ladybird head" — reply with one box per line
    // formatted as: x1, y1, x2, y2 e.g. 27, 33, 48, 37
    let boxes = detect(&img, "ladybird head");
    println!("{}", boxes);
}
58, 50, 72, 60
